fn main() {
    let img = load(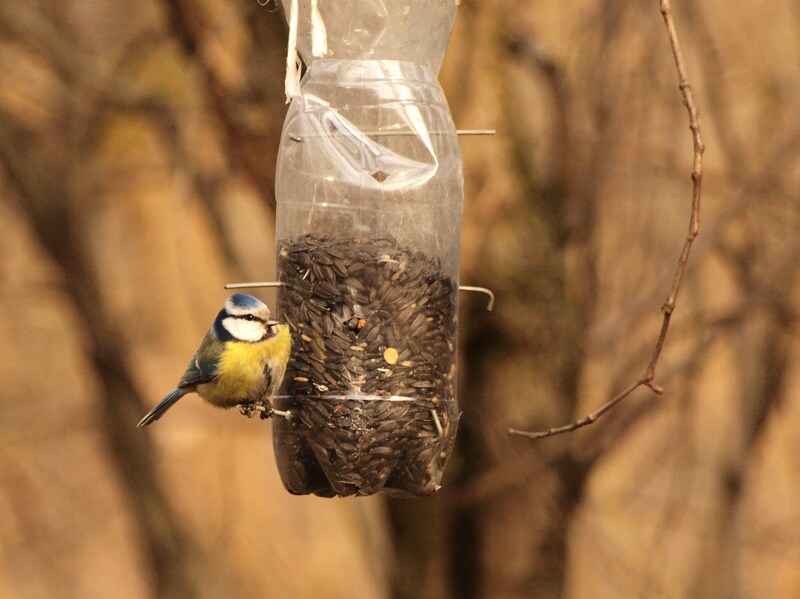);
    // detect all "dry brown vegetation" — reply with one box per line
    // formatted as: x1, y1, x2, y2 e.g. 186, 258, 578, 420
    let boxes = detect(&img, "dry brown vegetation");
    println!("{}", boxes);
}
1, 1, 799, 598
